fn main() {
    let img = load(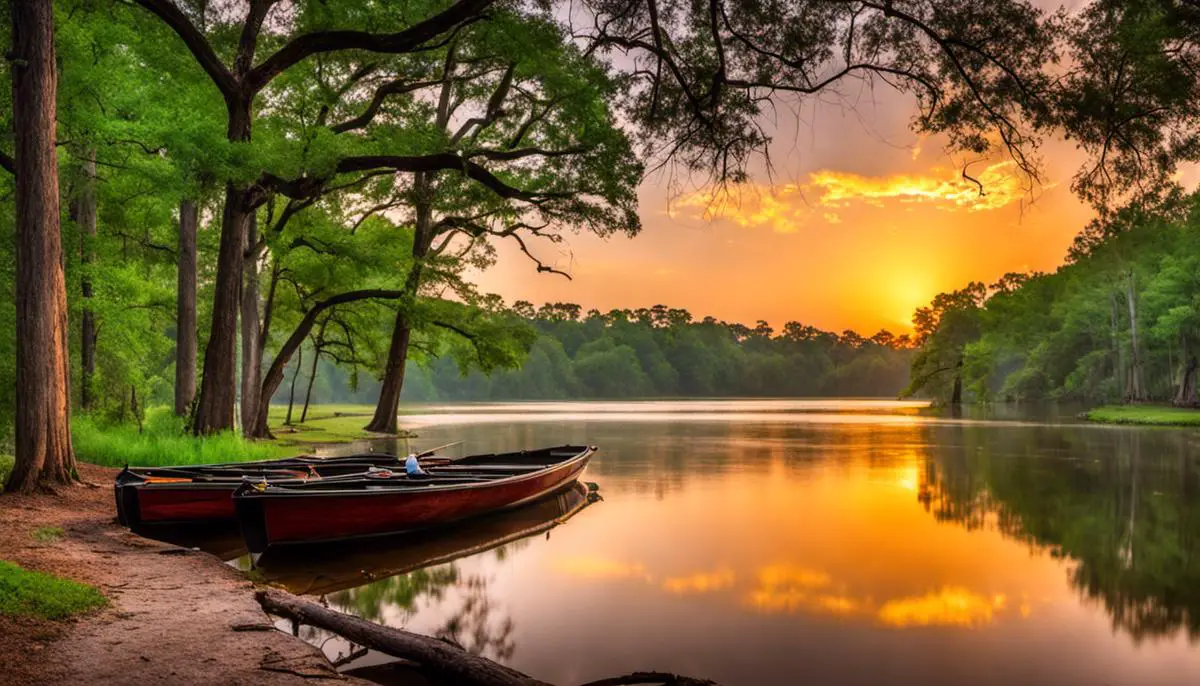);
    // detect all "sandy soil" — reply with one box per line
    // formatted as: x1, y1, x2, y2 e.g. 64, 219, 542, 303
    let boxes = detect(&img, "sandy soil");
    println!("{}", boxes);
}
0, 463, 363, 685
